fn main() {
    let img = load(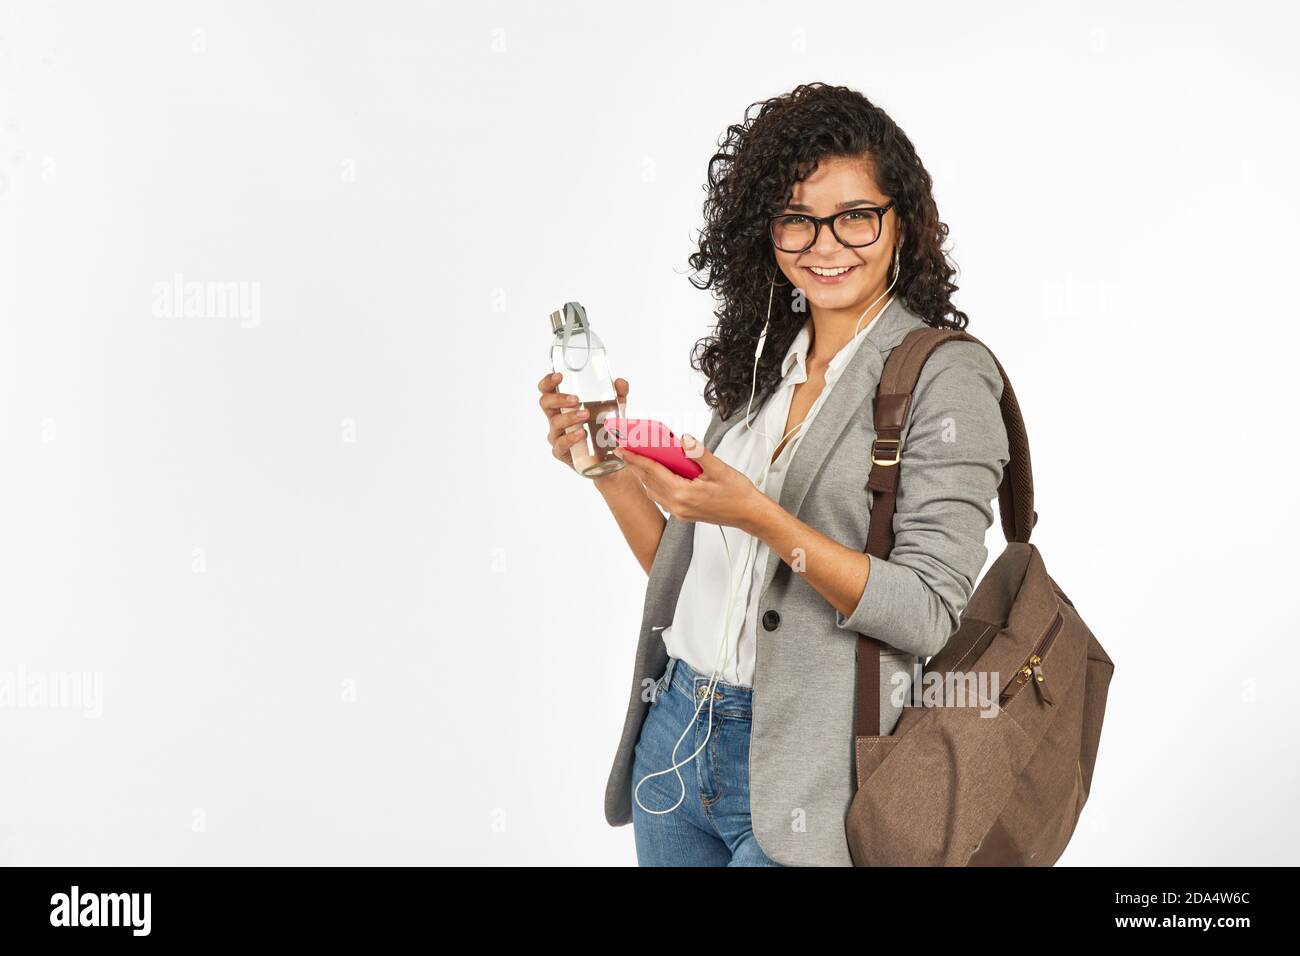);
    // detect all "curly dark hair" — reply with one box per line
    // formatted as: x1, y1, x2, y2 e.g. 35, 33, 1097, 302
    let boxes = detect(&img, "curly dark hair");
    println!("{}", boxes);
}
687, 82, 968, 421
